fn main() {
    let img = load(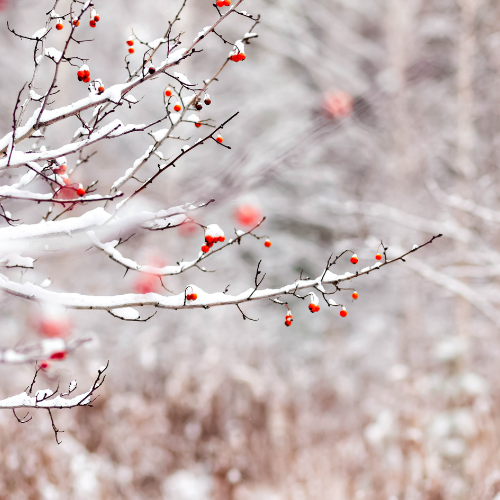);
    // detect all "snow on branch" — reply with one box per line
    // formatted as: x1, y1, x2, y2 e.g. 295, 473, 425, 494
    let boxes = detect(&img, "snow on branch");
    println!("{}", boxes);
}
0, 236, 442, 316
2, 362, 108, 444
